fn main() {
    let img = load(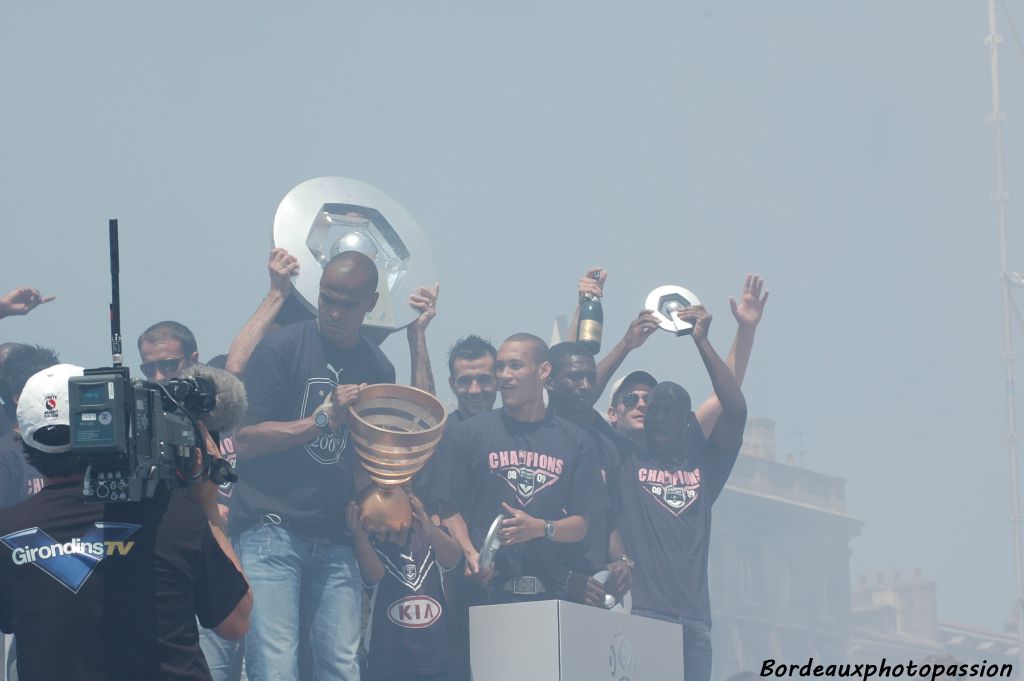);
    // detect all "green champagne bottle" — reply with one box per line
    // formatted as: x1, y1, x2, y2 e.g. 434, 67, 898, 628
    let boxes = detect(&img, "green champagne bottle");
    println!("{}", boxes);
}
577, 272, 603, 354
